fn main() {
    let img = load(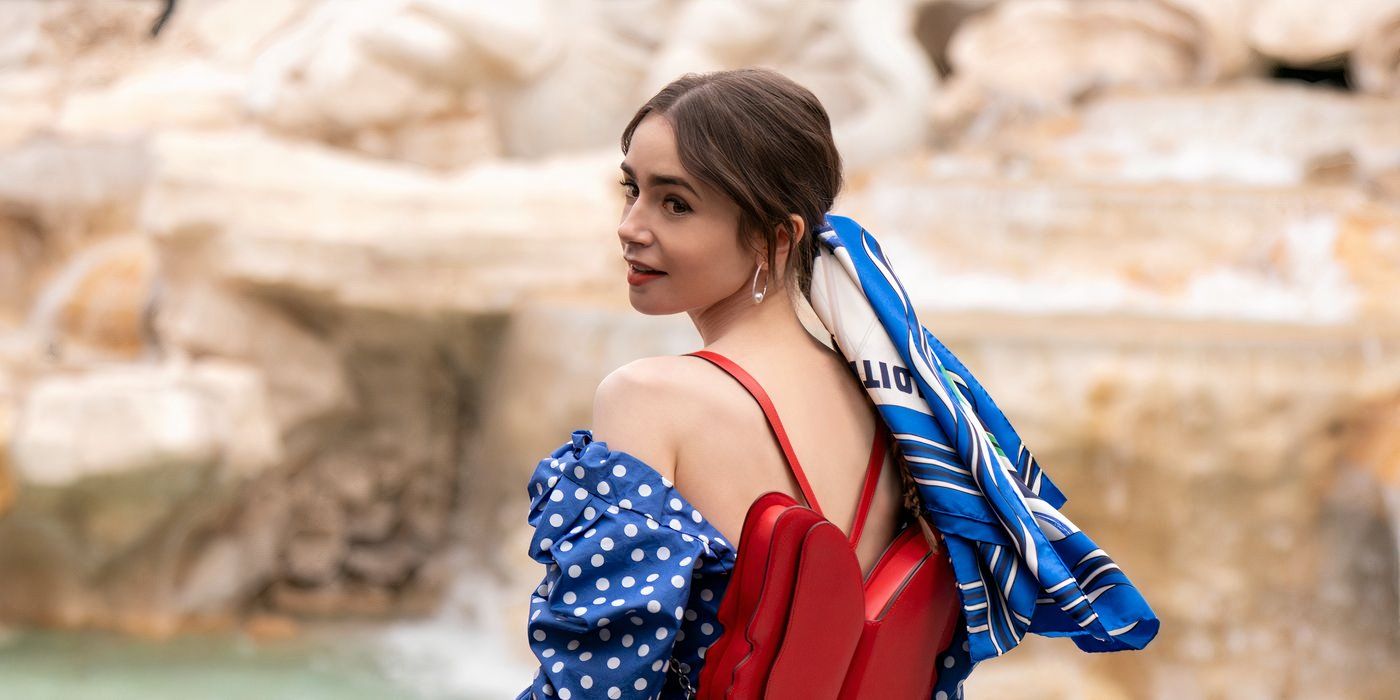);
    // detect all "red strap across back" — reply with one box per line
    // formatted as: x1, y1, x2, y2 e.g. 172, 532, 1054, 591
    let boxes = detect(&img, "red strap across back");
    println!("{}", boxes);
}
685, 349, 888, 548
